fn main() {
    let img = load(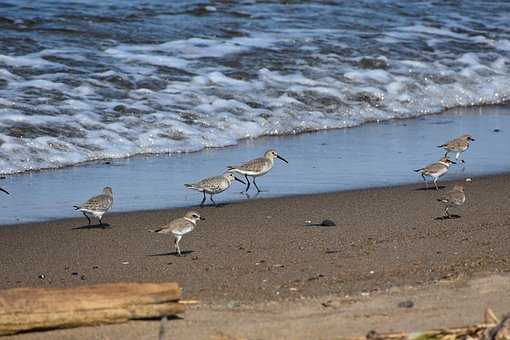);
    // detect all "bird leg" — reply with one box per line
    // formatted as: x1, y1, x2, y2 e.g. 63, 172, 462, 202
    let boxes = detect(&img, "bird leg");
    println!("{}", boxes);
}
244, 175, 251, 192
200, 192, 206, 207
175, 237, 182, 256
421, 174, 428, 189
434, 178, 439, 190
209, 194, 217, 206
253, 177, 261, 192
82, 212, 91, 225
444, 206, 450, 219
